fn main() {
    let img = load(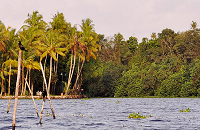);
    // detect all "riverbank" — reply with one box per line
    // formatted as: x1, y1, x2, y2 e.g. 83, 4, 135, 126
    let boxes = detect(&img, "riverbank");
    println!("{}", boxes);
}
0, 95, 84, 99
